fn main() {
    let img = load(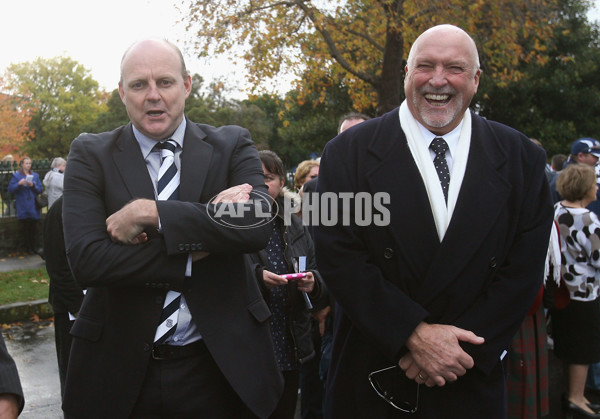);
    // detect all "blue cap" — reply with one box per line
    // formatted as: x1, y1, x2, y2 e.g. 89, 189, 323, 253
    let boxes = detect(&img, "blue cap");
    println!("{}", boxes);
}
571, 137, 600, 157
